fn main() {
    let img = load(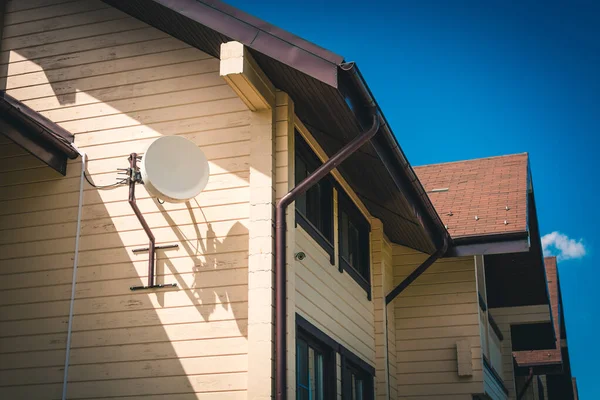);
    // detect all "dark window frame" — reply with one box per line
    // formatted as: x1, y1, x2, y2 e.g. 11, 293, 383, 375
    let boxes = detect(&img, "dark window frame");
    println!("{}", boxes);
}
337, 190, 371, 299
296, 315, 337, 400
294, 131, 335, 264
341, 347, 375, 400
